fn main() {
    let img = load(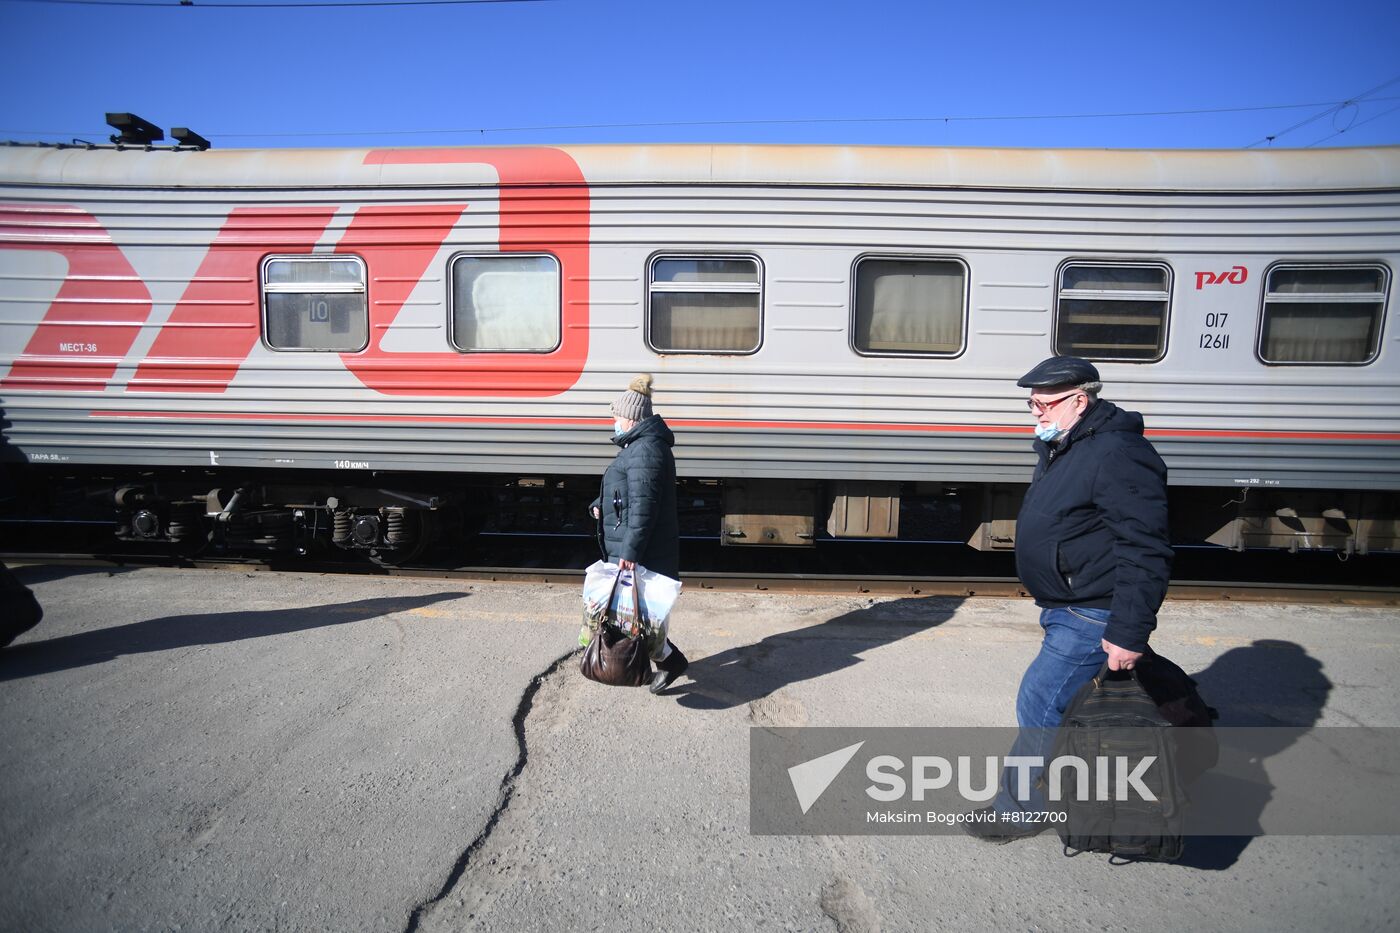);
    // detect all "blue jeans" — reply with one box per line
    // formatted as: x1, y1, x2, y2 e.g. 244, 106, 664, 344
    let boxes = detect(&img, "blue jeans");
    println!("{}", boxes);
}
995, 605, 1110, 814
